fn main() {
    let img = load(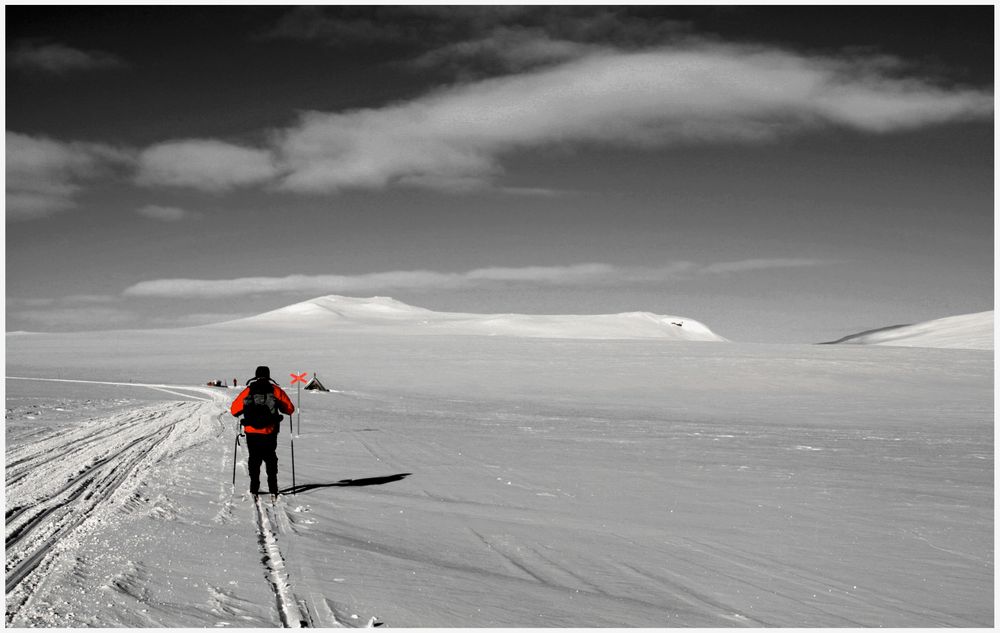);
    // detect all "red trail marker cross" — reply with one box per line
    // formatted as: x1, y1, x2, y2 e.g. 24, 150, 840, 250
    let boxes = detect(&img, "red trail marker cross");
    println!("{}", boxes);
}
290, 372, 307, 435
